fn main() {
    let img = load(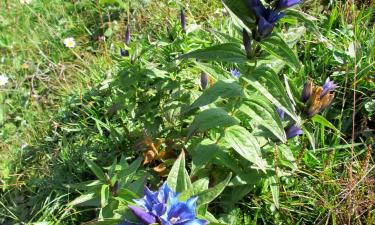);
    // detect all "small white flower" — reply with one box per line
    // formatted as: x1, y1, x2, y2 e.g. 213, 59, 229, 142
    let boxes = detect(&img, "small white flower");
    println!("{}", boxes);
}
20, 0, 32, 4
0, 74, 9, 86
63, 37, 76, 48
